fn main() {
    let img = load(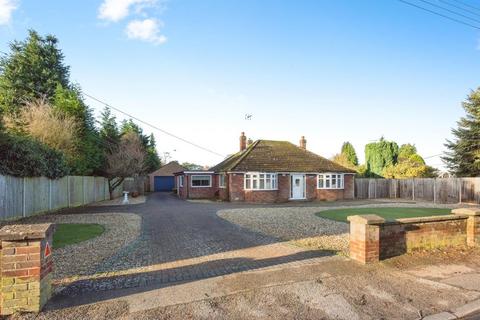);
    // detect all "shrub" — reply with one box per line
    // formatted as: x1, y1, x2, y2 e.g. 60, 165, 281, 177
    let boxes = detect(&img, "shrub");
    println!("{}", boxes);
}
0, 133, 69, 178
